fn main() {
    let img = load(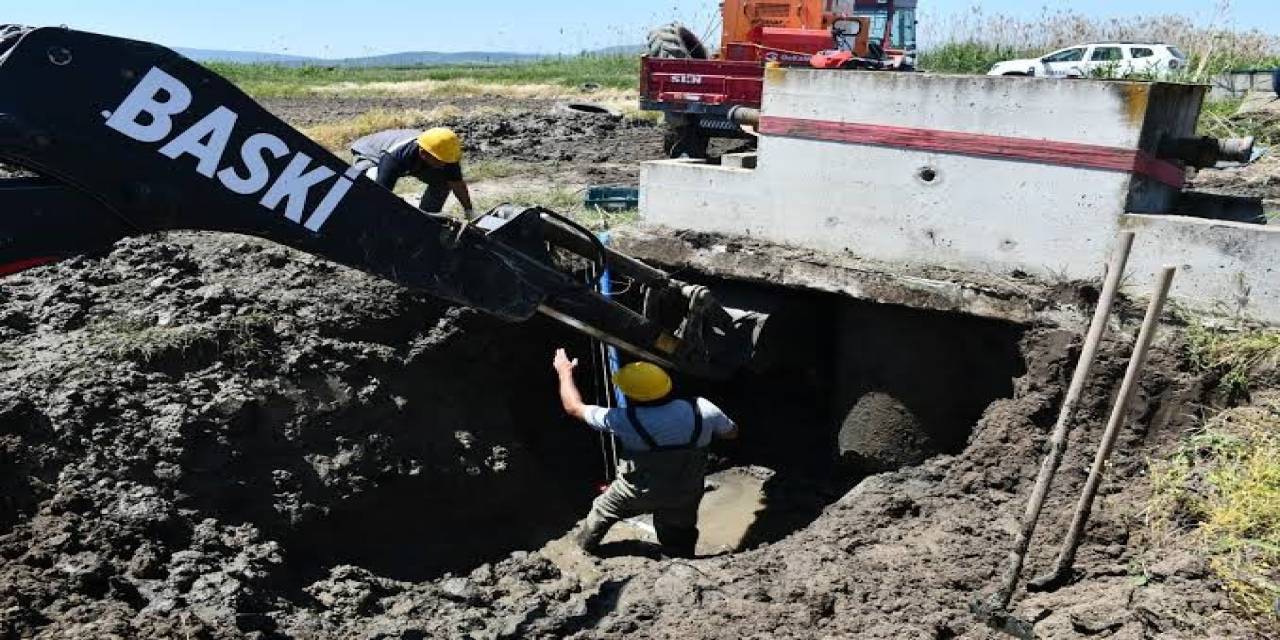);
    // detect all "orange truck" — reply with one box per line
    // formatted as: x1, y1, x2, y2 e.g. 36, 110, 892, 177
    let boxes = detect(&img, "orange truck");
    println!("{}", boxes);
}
643, 0, 918, 157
